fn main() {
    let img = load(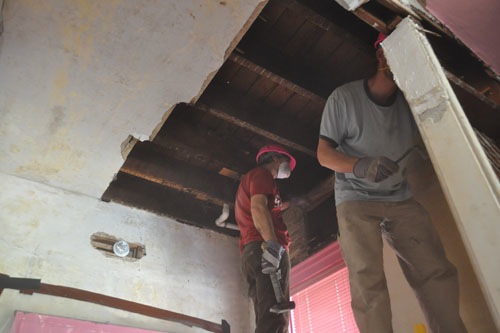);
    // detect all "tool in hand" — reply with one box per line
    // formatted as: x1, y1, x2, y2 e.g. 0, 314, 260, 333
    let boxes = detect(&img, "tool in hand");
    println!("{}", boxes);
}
269, 268, 296, 314
261, 241, 295, 314
395, 145, 428, 164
